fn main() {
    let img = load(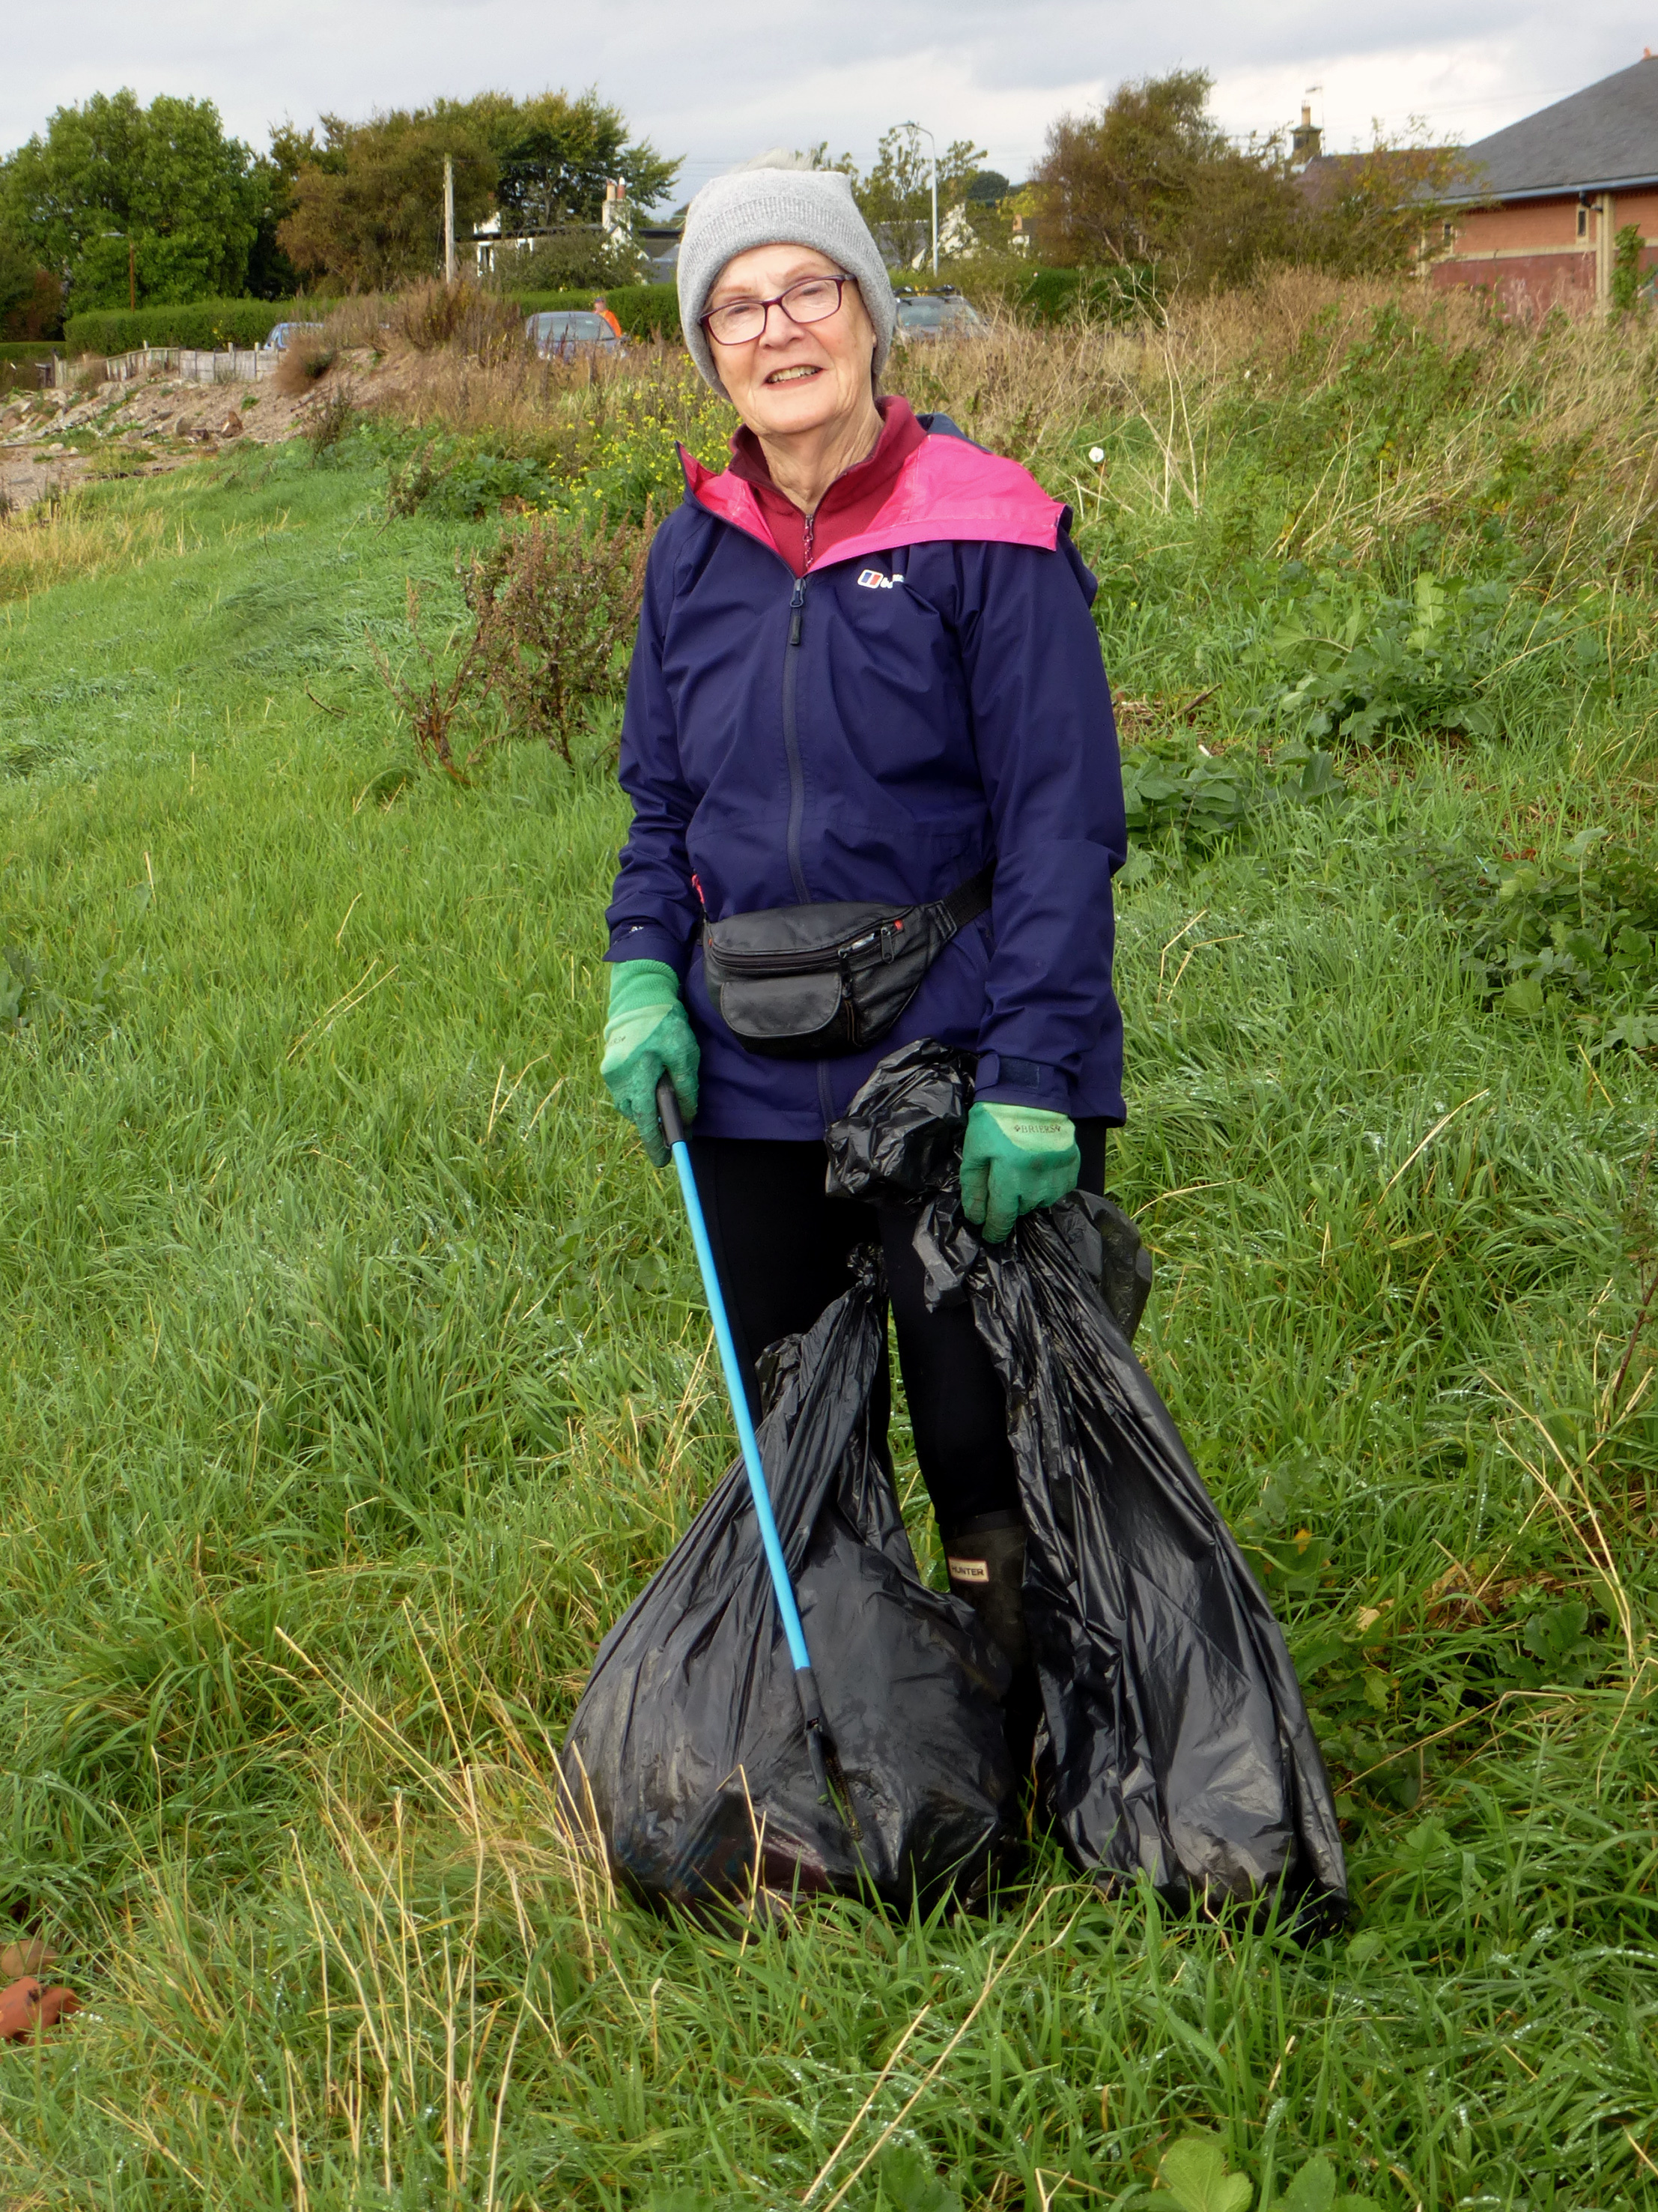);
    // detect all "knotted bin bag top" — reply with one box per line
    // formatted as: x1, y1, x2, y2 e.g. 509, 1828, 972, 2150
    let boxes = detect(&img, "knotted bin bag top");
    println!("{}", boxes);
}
825, 1040, 1348, 1927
